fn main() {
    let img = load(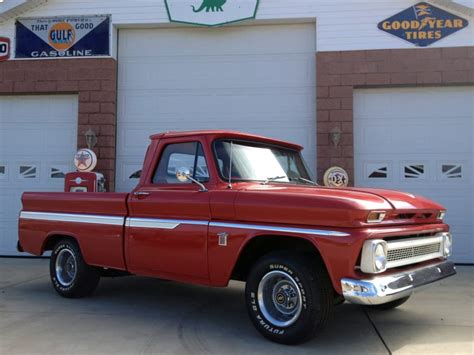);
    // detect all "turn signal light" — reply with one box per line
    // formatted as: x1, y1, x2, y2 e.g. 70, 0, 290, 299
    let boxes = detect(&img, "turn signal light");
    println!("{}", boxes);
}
437, 210, 446, 220
367, 211, 386, 223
